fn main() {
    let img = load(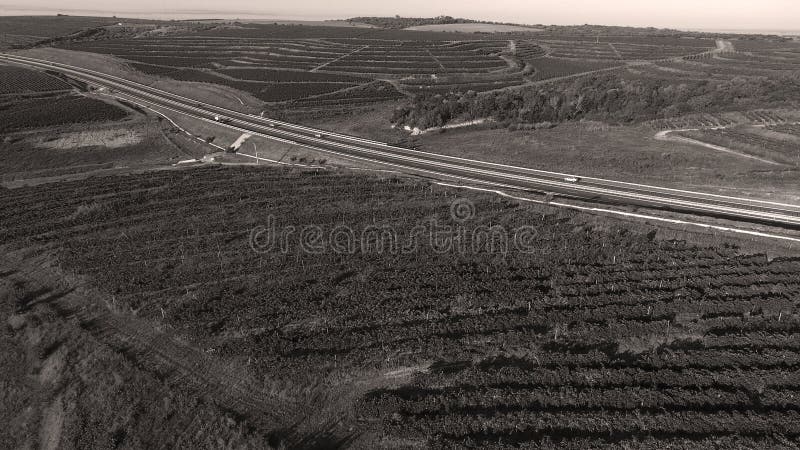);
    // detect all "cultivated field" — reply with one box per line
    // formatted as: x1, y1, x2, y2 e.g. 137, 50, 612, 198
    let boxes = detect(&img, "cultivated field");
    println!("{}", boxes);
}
1, 165, 799, 448
0, 65, 72, 93
0, 15, 122, 37
53, 23, 735, 112
61, 32, 512, 103
0, 64, 128, 133
0, 94, 128, 133
14, 20, 796, 123
0, 15, 123, 49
